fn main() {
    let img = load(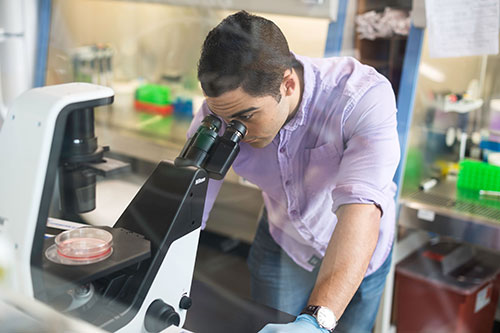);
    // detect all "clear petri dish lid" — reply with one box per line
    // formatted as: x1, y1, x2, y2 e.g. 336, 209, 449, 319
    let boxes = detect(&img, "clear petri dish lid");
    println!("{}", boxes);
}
46, 227, 113, 265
